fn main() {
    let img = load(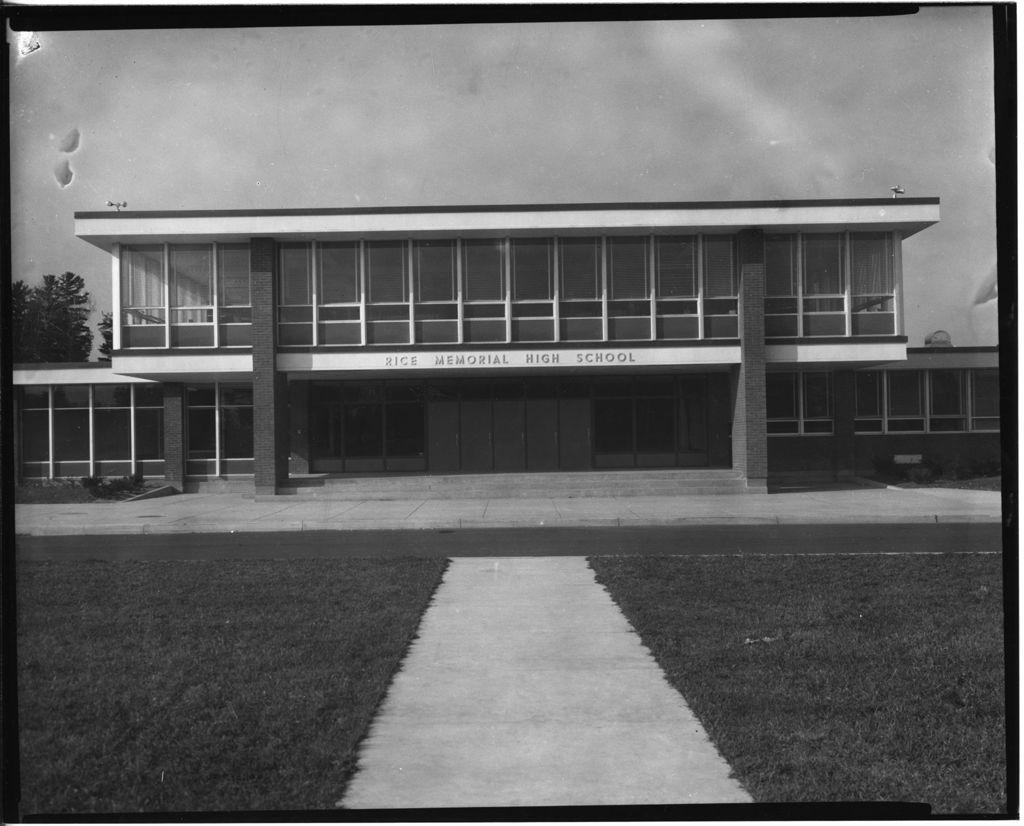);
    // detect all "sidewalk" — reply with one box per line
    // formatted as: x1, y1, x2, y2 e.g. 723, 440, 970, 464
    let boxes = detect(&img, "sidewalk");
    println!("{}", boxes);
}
13, 485, 1002, 536
341, 556, 752, 808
